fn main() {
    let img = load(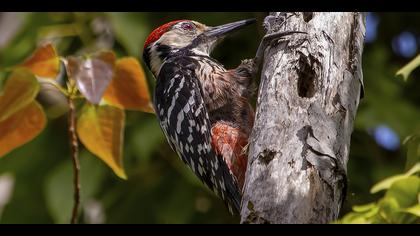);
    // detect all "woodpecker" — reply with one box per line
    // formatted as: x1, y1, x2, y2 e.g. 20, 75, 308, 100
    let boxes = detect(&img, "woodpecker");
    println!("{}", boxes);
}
143, 18, 303, 214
